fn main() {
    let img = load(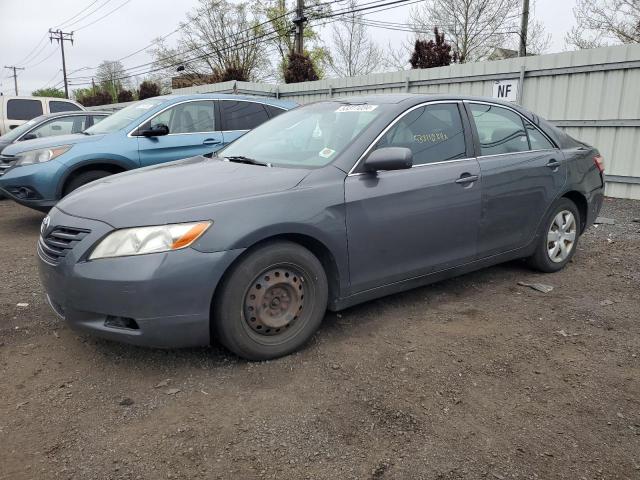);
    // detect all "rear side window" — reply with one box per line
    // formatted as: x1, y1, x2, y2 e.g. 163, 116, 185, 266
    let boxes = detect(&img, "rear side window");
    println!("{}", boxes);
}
220, 101, 270, 130
470, 104, 529, 156
7, 99, 43, 120
525, 122, 555, 150
373, 103, 467, 165
49, 101, 82, 113
264, 104, 286, 118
